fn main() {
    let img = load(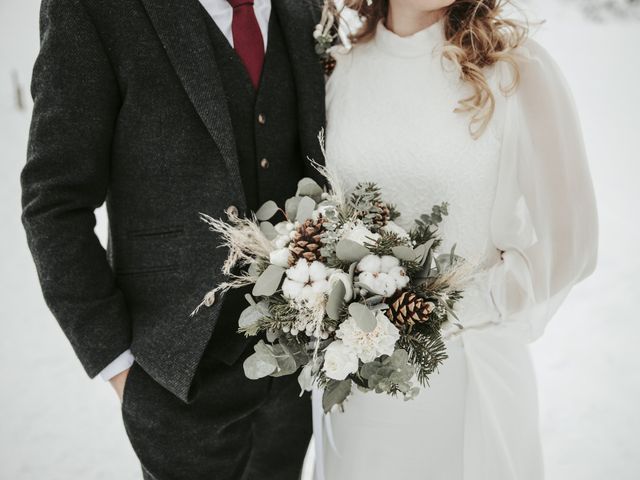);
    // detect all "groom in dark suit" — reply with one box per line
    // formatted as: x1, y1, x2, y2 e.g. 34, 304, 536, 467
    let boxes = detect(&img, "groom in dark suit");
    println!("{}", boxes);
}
21, 0, 325, 478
